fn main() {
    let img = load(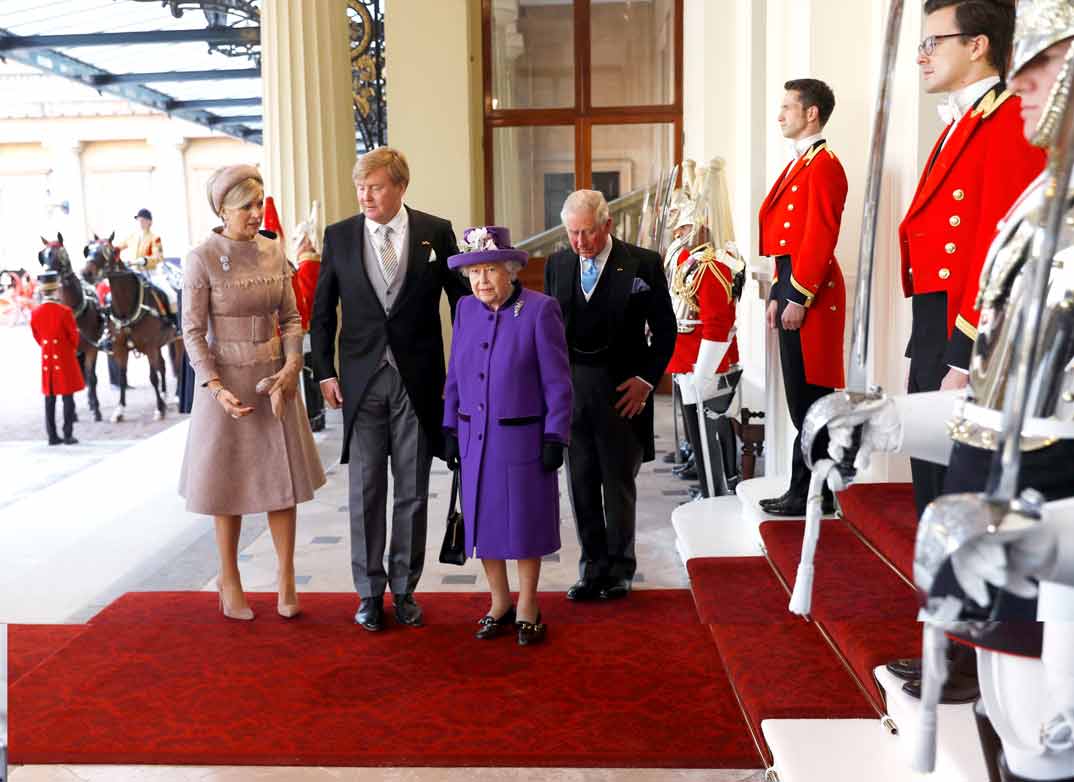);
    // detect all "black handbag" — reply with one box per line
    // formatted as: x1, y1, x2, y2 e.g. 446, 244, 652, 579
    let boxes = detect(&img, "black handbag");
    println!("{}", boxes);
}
439, 468, 466, 566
